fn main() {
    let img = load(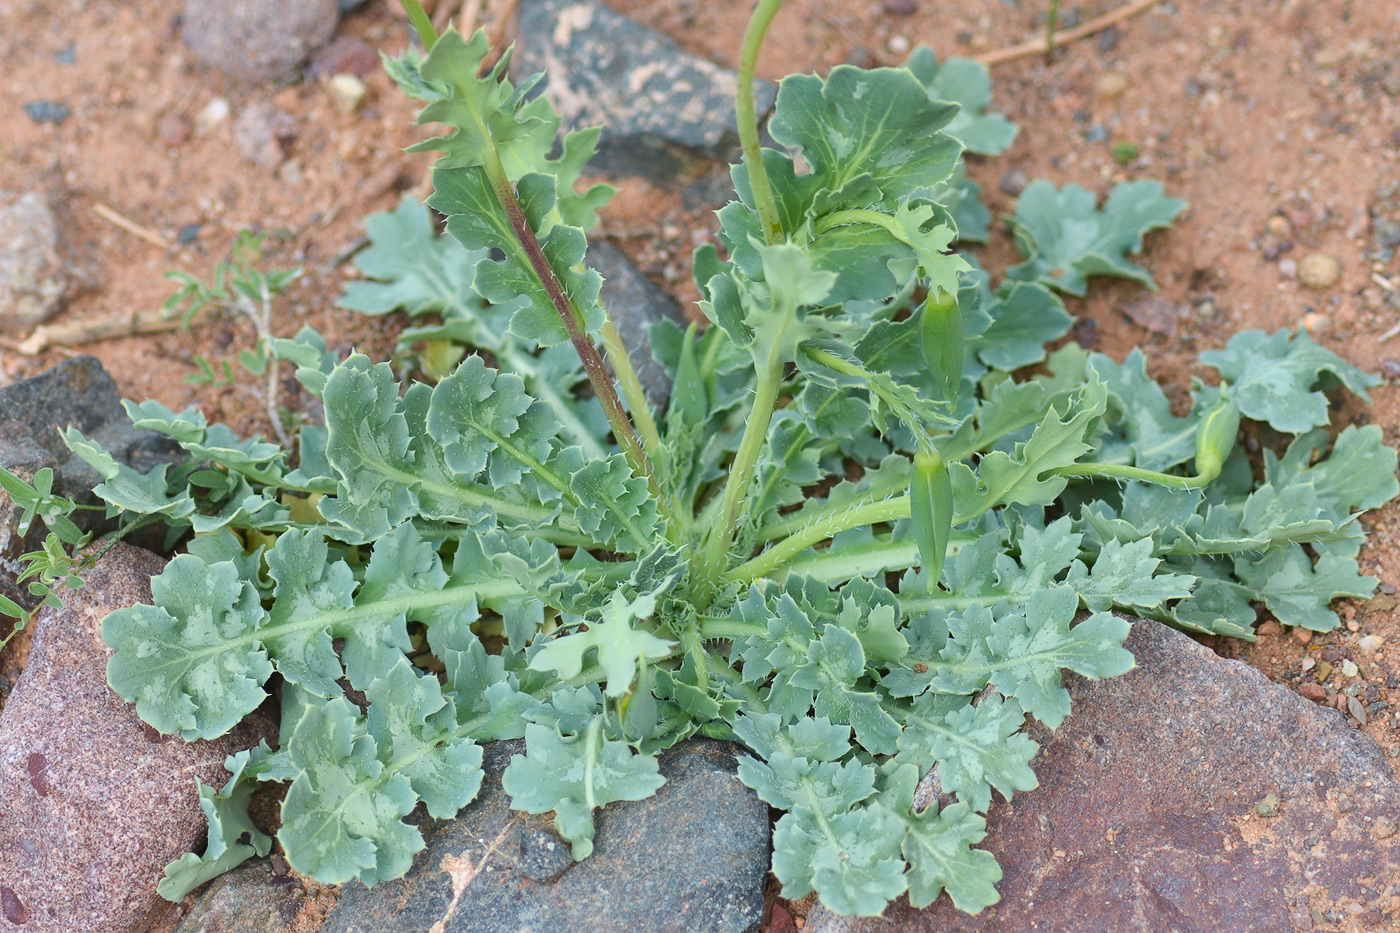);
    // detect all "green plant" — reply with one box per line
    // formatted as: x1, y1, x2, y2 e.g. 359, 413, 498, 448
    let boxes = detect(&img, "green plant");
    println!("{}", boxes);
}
29, 0, 1397, 918
164, 230, 305, 446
